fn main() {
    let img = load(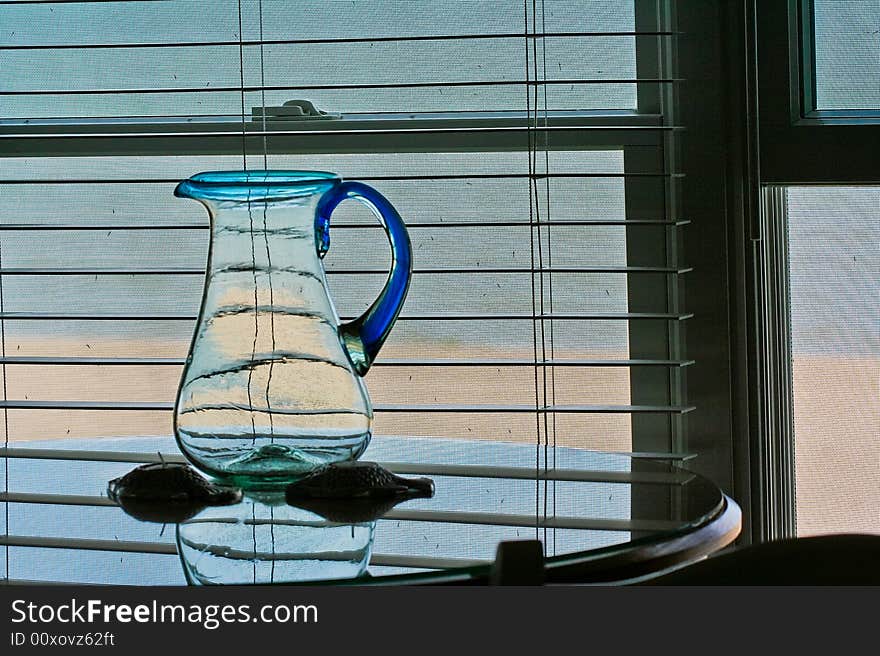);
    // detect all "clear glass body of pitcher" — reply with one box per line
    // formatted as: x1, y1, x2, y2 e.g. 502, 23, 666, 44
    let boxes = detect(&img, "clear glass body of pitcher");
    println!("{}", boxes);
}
173, 171, 411, 487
